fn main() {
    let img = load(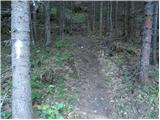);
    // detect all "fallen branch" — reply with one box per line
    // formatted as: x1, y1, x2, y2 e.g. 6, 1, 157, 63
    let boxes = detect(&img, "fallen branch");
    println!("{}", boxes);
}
0, 92, 8, 110
1, 68, 11, 75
